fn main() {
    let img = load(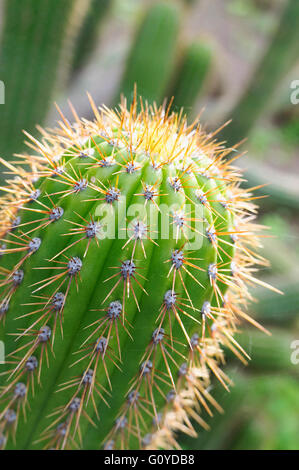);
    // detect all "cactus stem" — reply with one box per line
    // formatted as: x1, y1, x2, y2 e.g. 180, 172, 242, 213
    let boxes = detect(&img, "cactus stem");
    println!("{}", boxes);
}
0, 93, 278, 450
